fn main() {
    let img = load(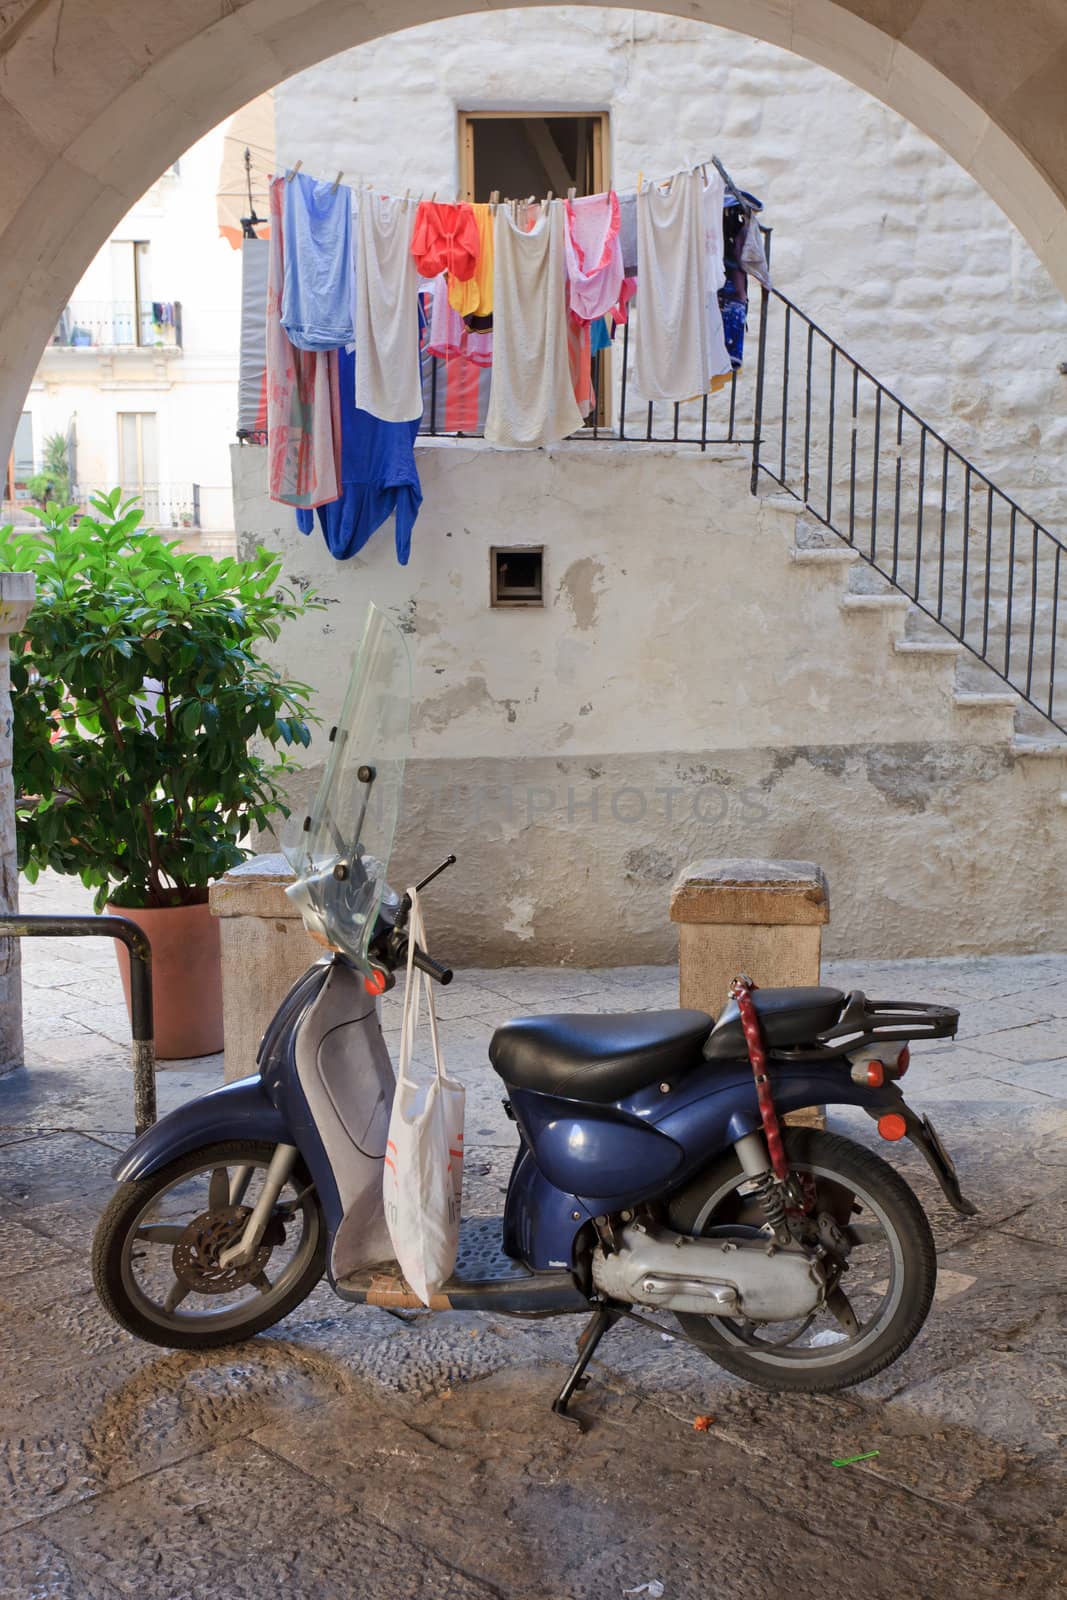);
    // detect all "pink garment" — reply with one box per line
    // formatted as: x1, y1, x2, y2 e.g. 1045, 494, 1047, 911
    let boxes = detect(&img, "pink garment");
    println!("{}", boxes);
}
426, 274, 492, 368
564, 192, 624, 323
567, 313, 594, 416
611, 276, 637, 325
266, 176, 341, 508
